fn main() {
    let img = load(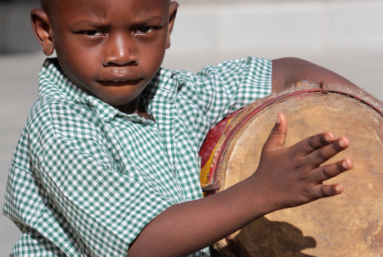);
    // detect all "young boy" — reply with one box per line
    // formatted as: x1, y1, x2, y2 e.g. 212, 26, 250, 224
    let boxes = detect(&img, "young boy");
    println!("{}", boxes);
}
3, 0, 355, 256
